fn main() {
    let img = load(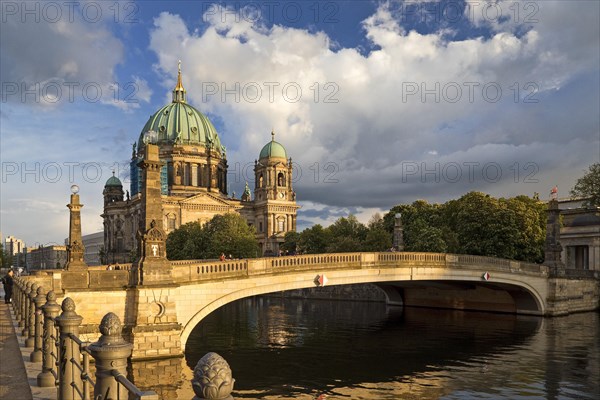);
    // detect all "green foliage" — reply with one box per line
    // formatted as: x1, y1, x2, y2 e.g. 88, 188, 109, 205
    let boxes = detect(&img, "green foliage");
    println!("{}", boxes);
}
0, 248, 12, 269
203, 214, 260, 259
280, 231, 300, 253
327, 215, 368, 252
294, 213, 392, 254
166, 214, 259, 260
298, 224, 330, 254
382, 192, 546, 262
570, 163, 600, 208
